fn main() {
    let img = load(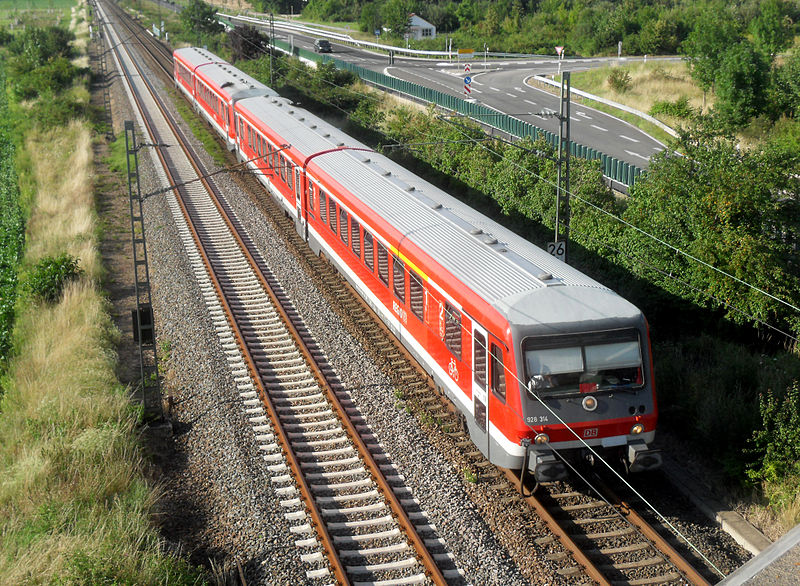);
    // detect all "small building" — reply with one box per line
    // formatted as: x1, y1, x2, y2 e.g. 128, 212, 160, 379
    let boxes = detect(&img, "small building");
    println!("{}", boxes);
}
408, 13, 436, 40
